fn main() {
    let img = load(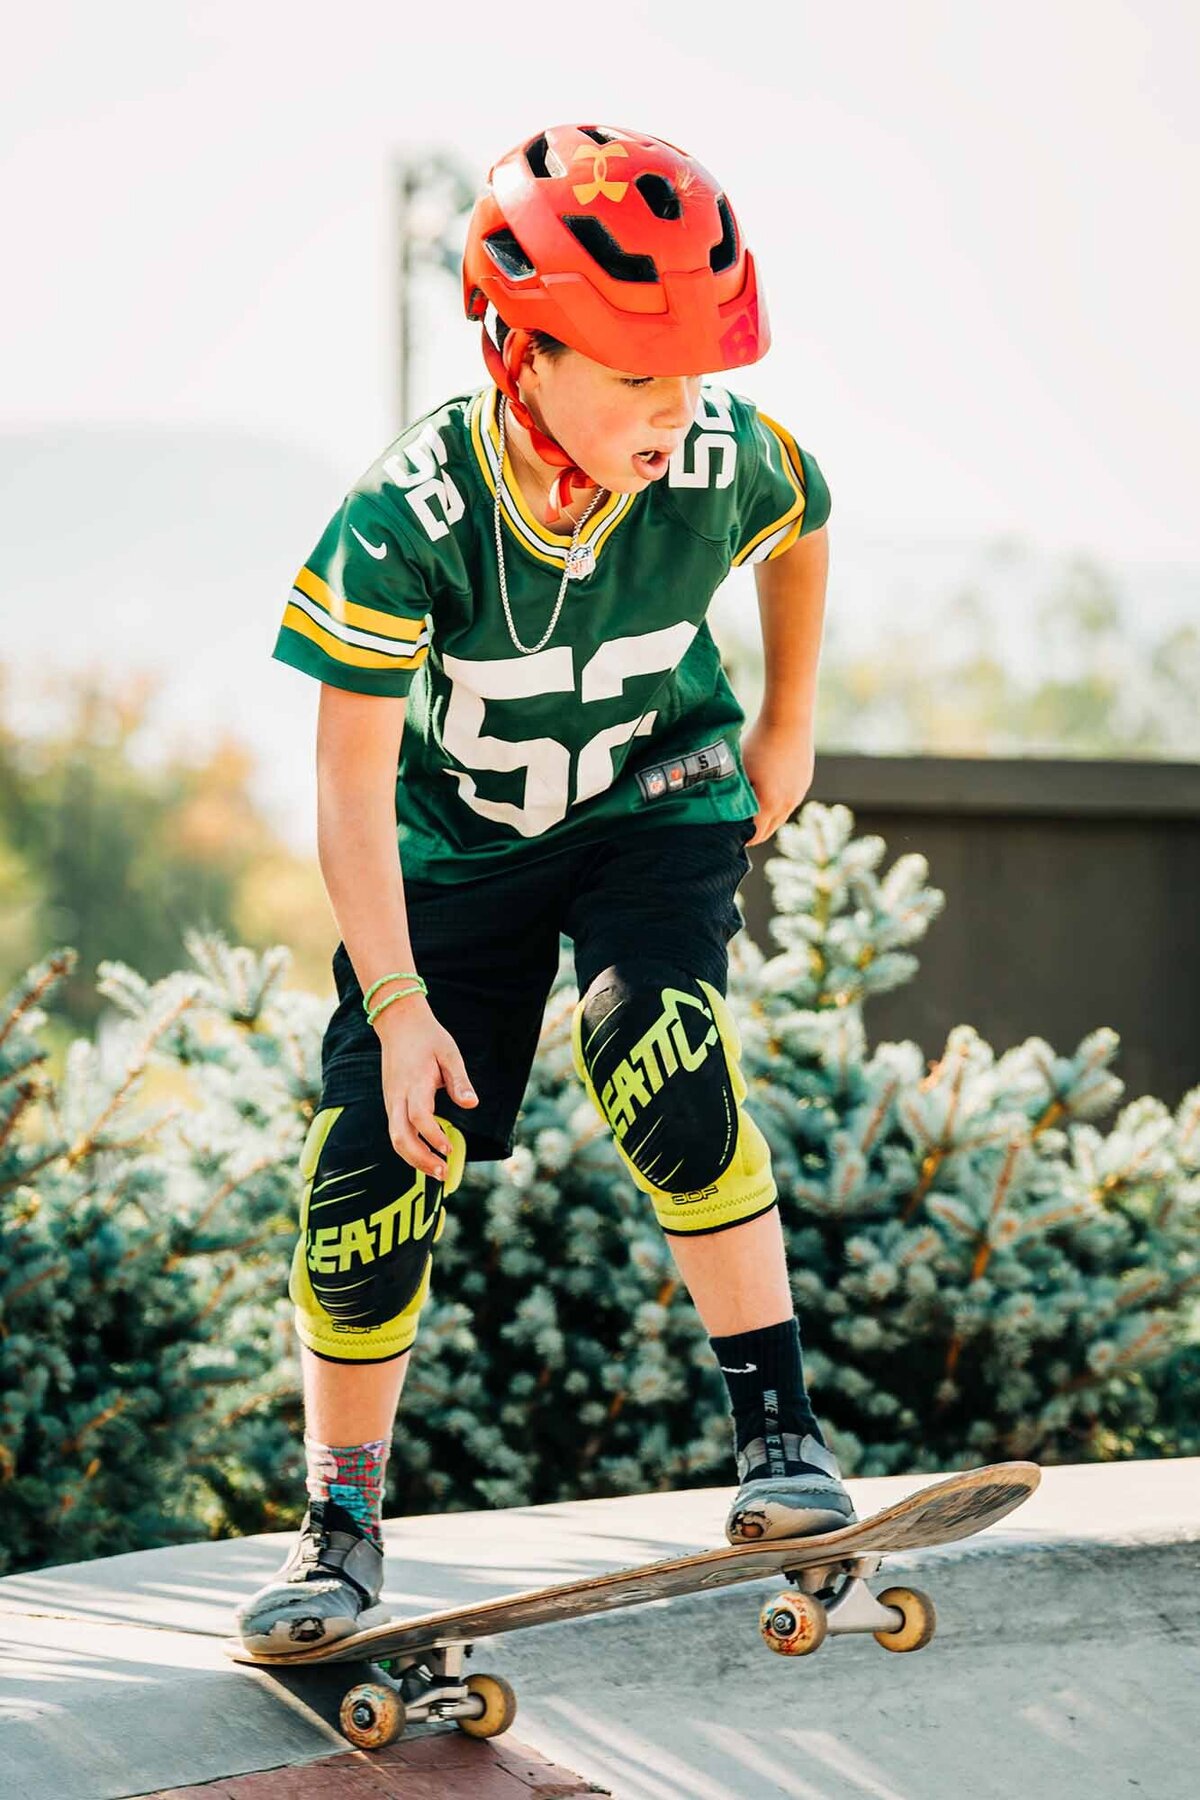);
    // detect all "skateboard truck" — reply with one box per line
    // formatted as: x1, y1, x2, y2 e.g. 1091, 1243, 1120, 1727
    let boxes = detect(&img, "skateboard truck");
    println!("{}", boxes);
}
764, 1552, 935, 1656
341, 1642, 517, 1749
